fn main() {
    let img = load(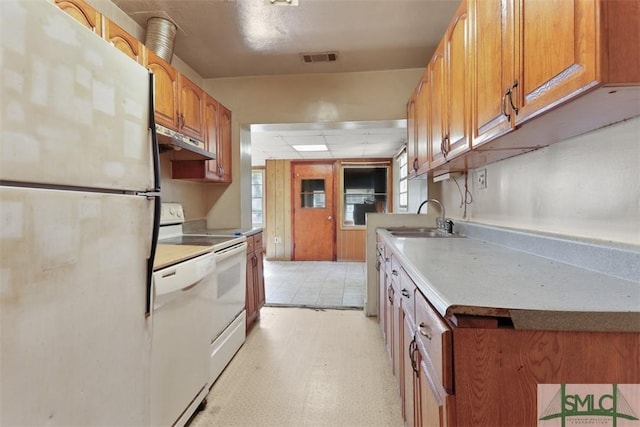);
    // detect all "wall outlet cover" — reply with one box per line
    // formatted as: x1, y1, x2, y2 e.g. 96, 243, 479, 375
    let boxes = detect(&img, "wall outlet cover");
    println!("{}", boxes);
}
477, 169, 487, 189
